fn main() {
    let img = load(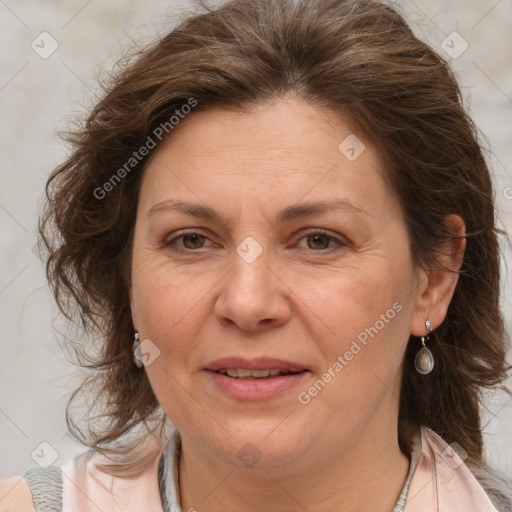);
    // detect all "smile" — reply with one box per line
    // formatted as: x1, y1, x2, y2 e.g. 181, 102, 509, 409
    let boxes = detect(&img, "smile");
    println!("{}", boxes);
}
215, 368, 298, 379
205, 368, 309, 400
